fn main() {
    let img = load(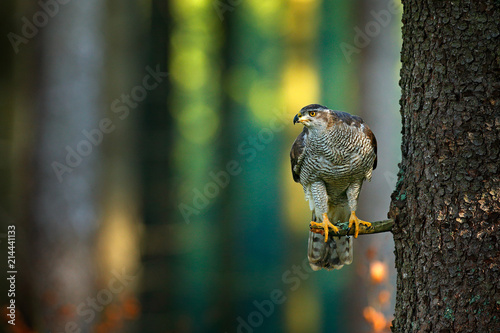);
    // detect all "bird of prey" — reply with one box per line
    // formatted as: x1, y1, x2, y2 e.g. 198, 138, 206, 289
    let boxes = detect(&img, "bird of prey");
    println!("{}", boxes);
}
290, 104, 377, 270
